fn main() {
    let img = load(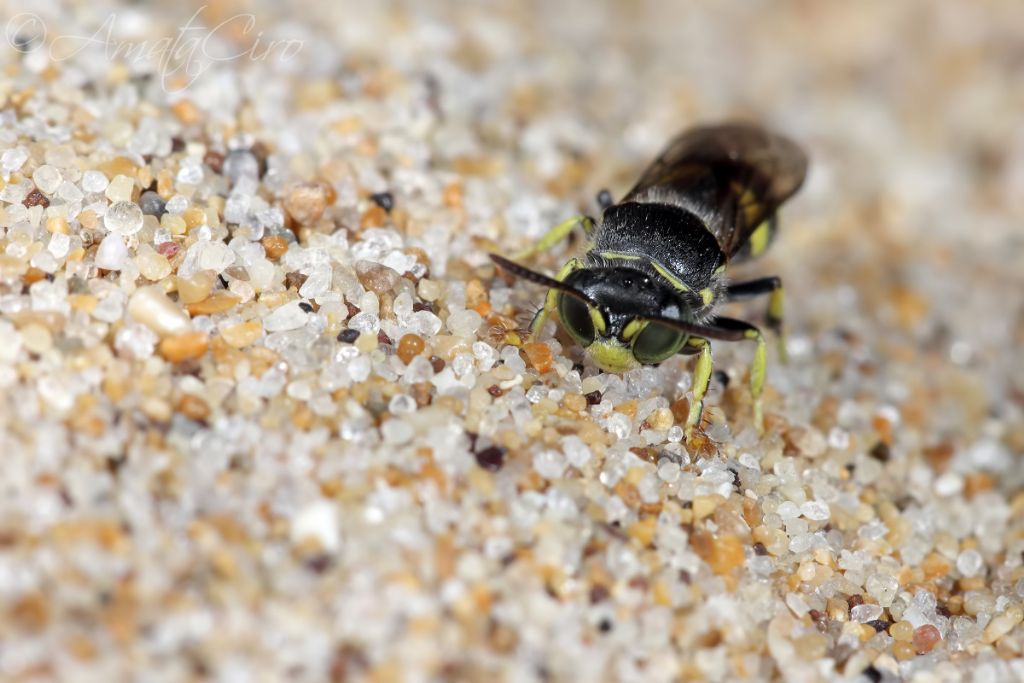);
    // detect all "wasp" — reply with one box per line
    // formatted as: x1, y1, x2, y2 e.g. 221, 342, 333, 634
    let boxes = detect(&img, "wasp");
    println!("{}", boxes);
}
491, 123, 808, 438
